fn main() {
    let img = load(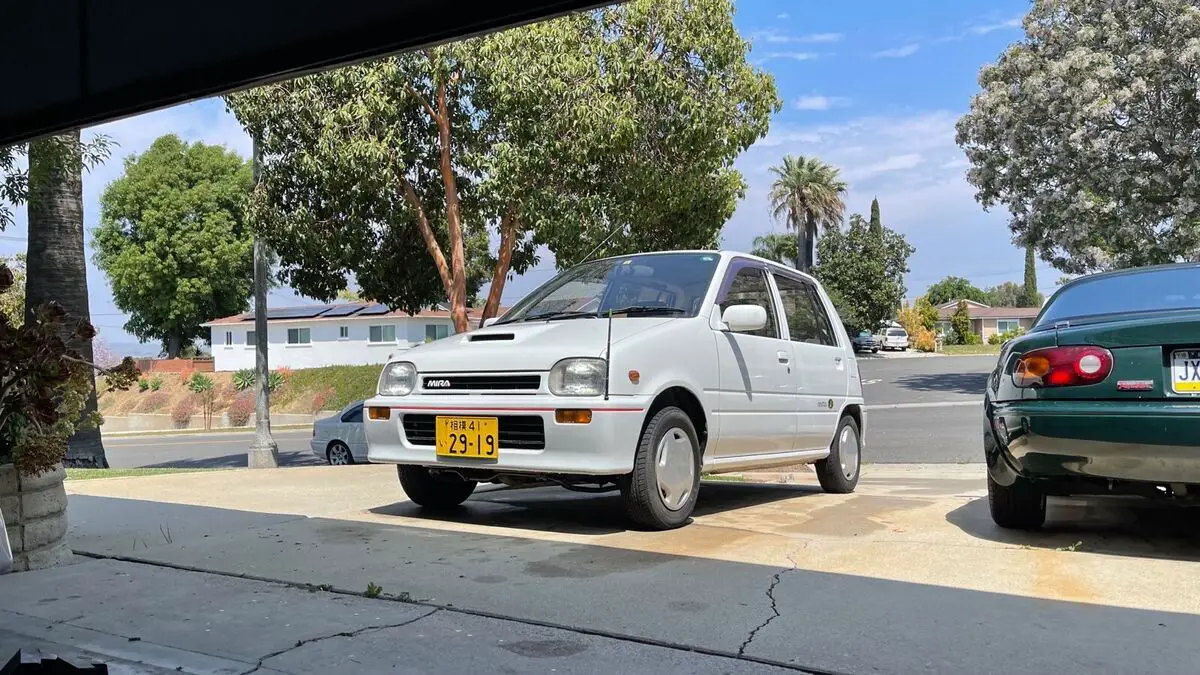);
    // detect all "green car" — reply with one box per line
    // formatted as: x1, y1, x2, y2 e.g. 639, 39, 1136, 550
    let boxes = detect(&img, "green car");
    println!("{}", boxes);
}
984, 262, 1200, 529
